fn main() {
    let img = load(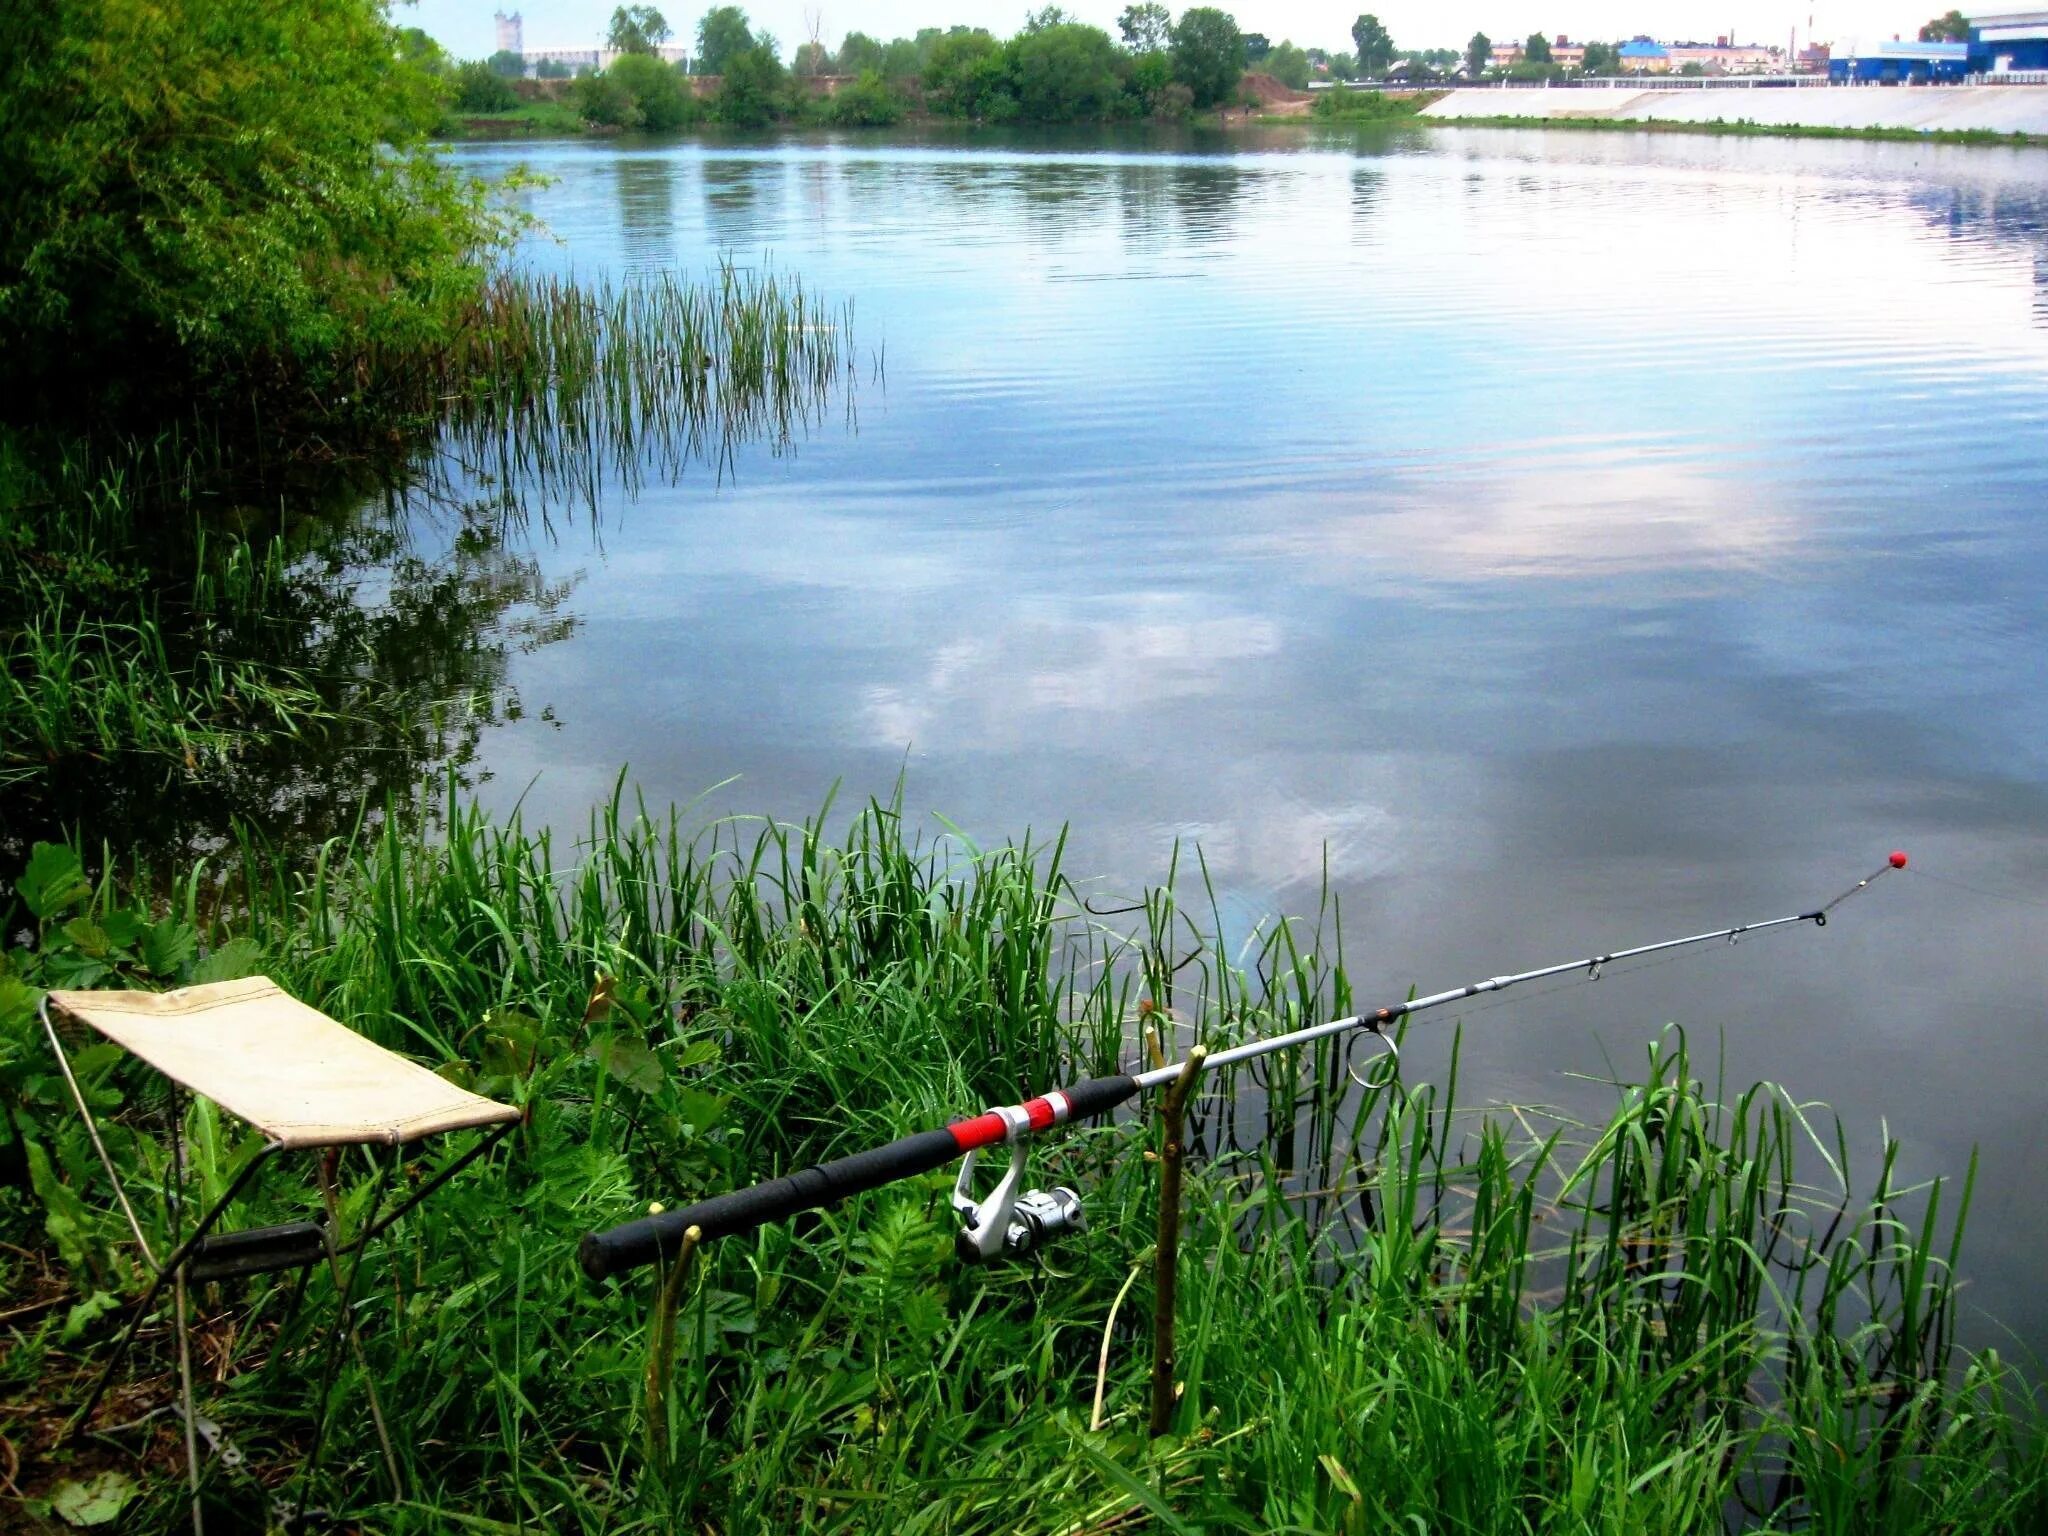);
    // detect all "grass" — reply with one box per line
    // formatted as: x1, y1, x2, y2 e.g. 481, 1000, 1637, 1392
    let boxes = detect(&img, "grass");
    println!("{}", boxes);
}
2, 784, 2043, 1531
